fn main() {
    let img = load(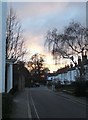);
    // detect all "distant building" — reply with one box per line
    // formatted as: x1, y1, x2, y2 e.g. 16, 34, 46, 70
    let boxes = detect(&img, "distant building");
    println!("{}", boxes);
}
47, 54, 88, 84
